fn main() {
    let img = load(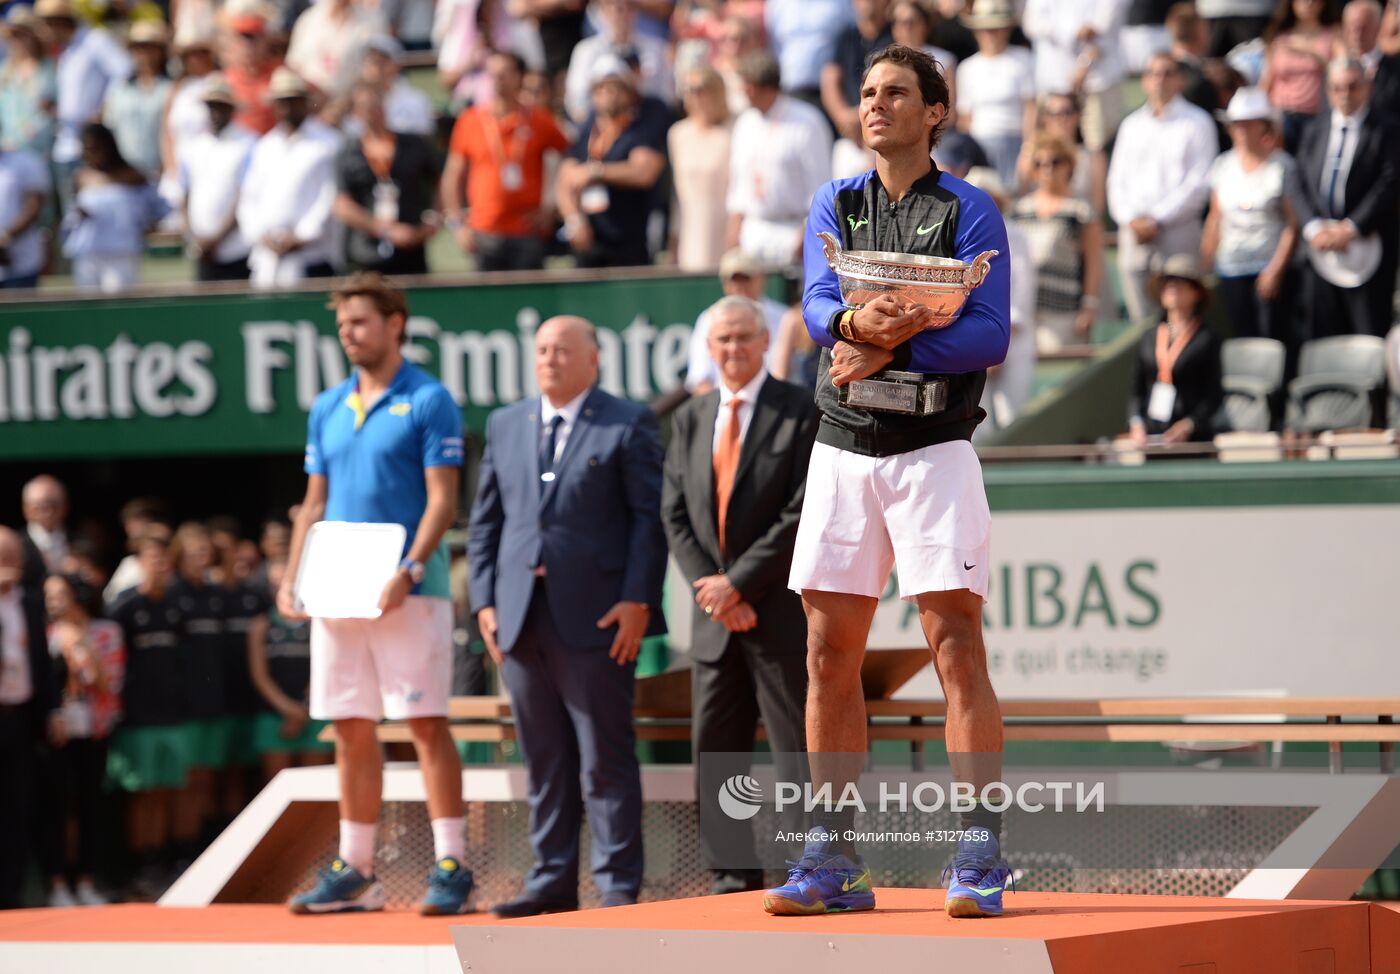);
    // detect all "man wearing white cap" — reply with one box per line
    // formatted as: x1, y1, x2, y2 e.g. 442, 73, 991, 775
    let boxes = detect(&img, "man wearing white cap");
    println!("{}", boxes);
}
357, 35, 434, 137
179, 74, 256, 281
1201, 87, 1302, 351
236, 67, 342, 287
562, 0, 671, 125
684, 249, 788, 394
557, 53, 666, 268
